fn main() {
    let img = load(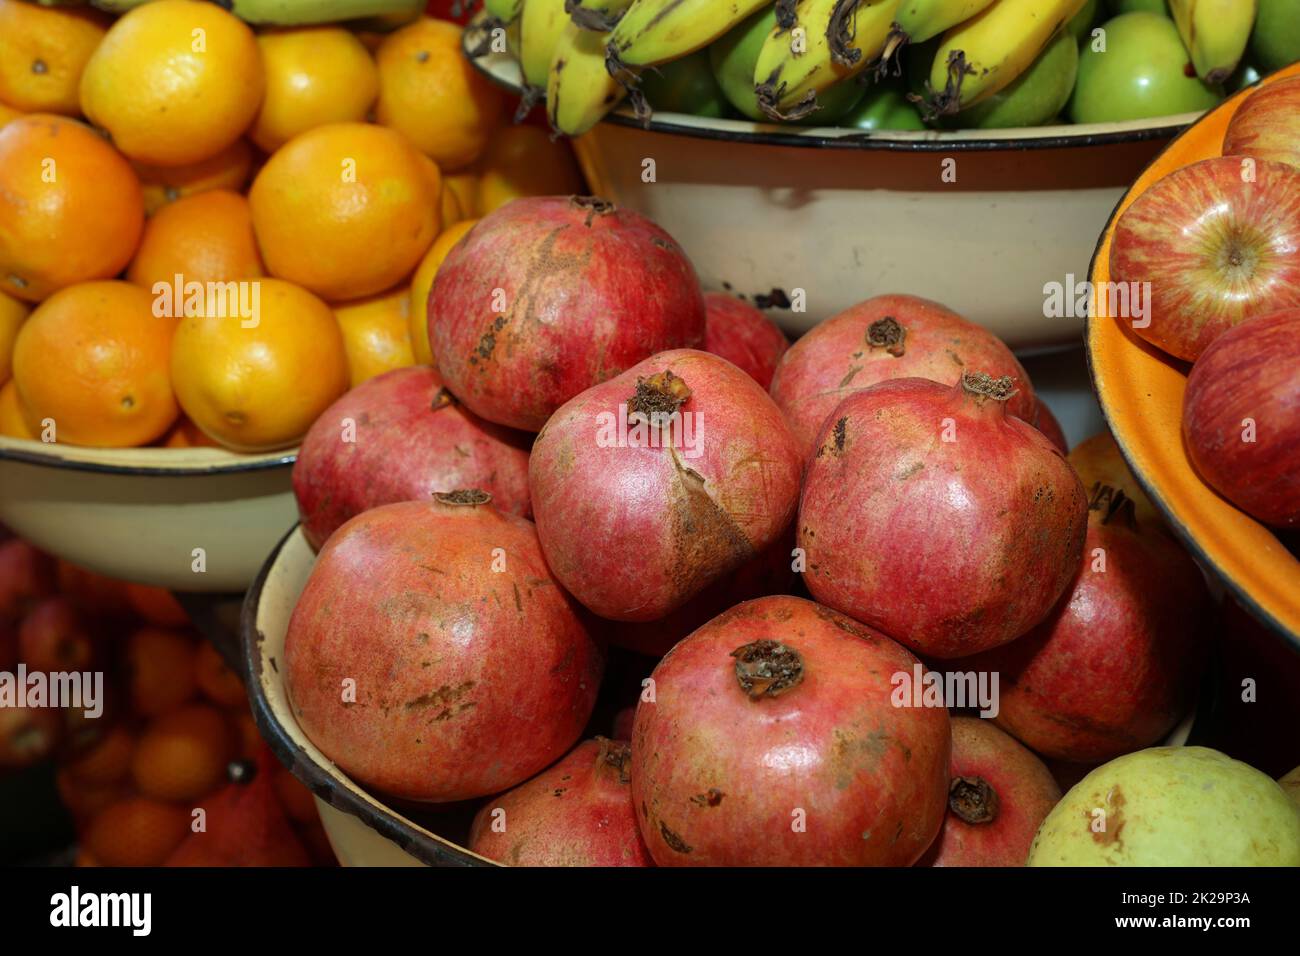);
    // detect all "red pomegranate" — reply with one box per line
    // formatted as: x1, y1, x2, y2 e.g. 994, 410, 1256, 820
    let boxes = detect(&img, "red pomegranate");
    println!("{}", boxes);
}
631, 596, 950, 866
918, 717, 1061, 867
1183, 308, 1300, 528
702, 292, 789, 389
966, 485, 1210, 762
769, 295, 1036, 460
427, 196, 706, 431
529, 349, 803, 622
16, 597, 97, 673
292, 366, 532, 551
468, 738, 652, 867
1034, 399, 1068, 454
0, 539, 56, 622
283, 493, 603, 802
799, 373, 1088, 659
